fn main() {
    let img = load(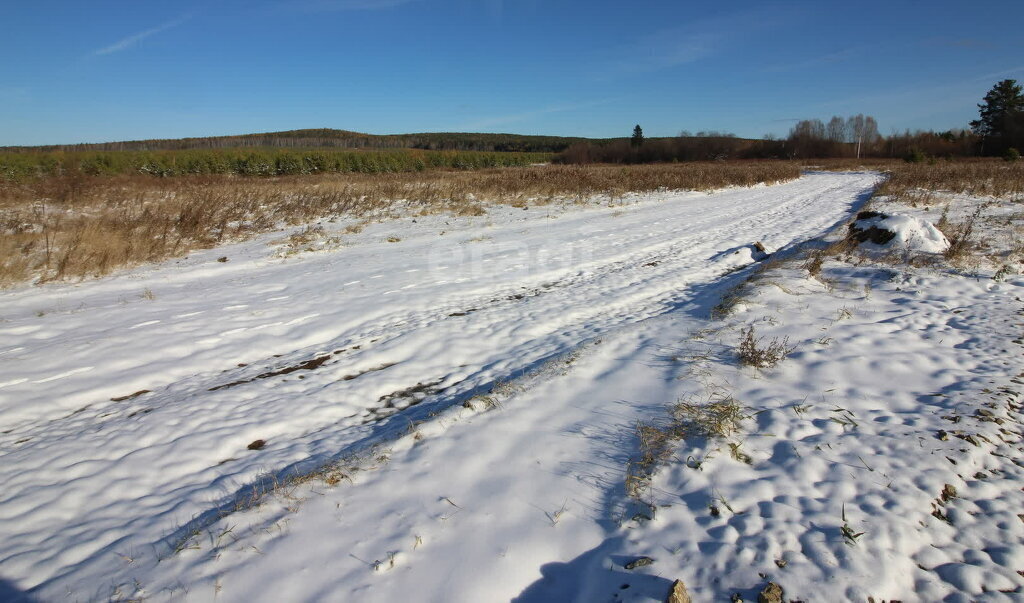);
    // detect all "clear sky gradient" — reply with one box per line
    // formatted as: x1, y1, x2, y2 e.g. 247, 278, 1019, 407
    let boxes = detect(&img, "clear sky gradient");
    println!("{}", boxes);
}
2, 0, 1023, 145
